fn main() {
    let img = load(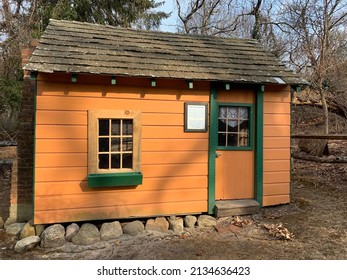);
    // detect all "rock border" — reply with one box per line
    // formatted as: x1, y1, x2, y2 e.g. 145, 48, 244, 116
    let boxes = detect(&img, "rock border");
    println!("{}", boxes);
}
7, 215, 218, 254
